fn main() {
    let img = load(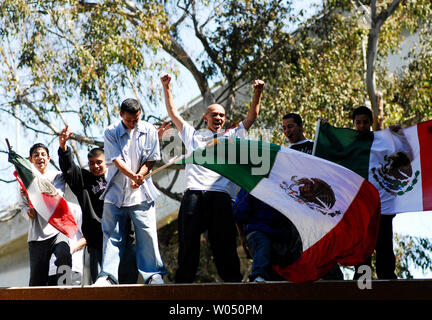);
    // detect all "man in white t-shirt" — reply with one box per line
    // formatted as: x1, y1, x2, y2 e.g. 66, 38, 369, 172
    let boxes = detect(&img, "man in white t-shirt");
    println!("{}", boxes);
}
282, 113, 314, 154
161, 73, 265, 283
